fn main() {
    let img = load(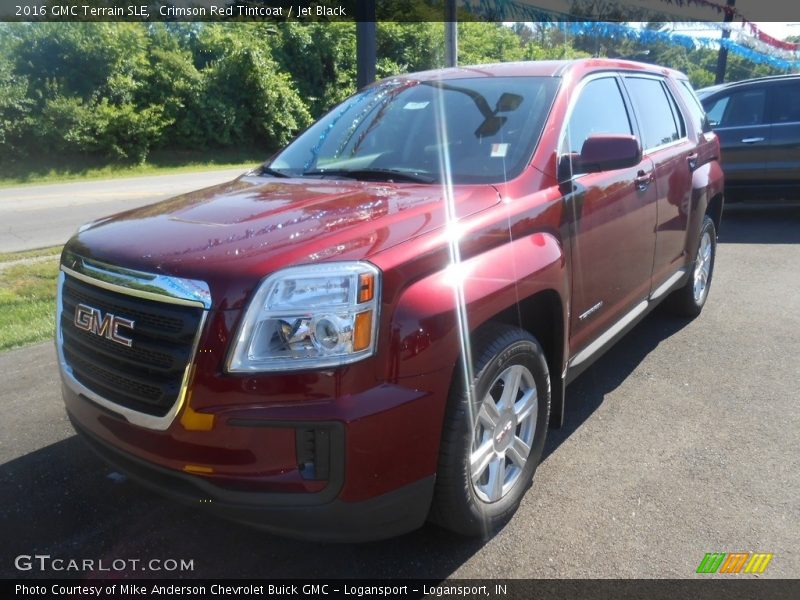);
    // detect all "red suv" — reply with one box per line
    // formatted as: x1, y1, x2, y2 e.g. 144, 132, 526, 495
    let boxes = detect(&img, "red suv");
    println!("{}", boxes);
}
57, 59, 724, 541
